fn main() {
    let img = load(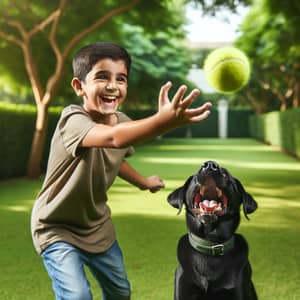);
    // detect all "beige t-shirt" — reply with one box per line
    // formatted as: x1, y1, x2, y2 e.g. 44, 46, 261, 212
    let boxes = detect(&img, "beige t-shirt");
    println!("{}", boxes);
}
31, 105, 134, 254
